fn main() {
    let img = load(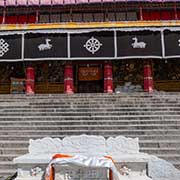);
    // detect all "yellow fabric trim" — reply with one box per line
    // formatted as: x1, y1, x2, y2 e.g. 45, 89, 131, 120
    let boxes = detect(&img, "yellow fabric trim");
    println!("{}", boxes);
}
1, 21, 180, 31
